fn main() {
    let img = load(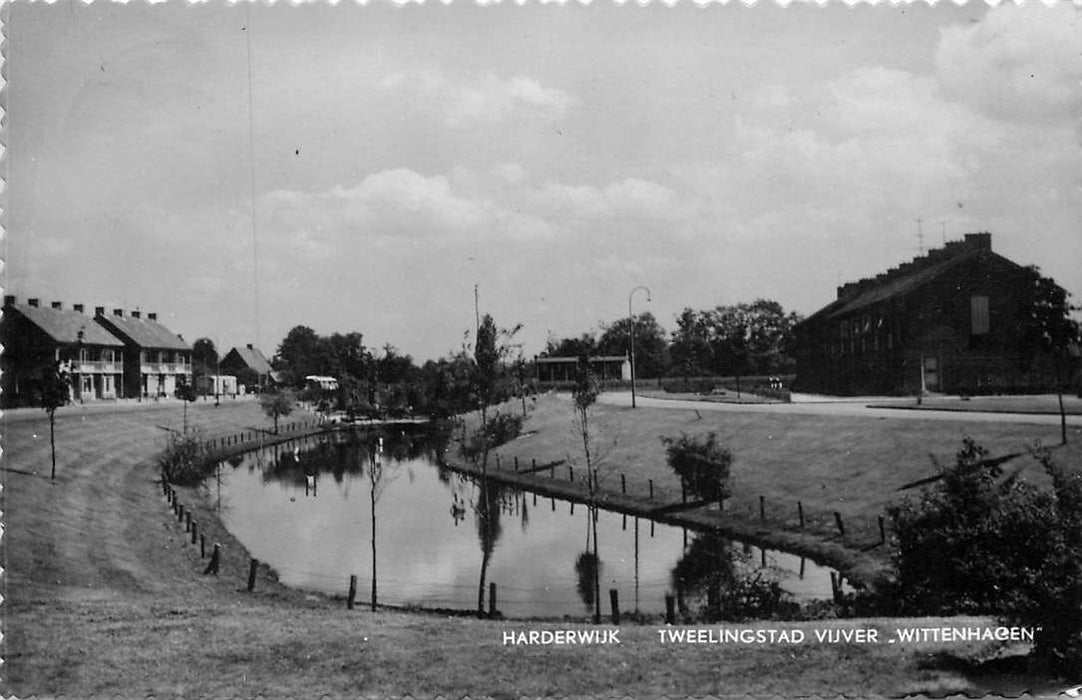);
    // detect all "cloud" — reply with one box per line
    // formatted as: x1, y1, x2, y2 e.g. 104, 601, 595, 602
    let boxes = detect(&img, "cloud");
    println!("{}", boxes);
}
379, 70, 575, 128
936, 3, 1082, 125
